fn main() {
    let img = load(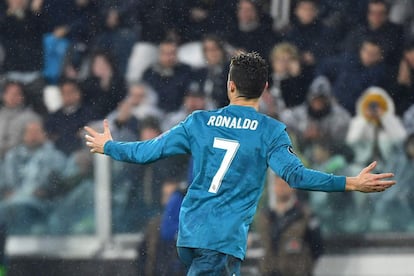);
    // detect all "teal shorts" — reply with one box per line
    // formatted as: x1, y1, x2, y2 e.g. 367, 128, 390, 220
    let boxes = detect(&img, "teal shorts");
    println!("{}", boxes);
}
177, 247, 241, 276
